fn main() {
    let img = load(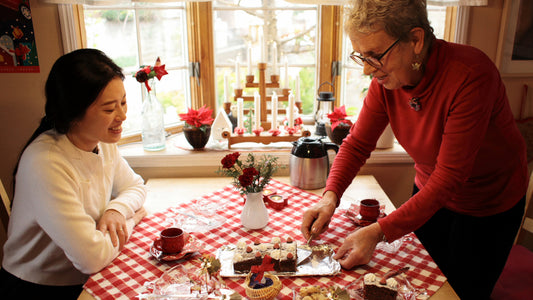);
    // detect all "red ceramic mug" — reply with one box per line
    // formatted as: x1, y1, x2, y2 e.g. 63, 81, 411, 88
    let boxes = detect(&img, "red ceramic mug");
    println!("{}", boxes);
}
359, 199, 380, 222
154, 227, 188, 254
